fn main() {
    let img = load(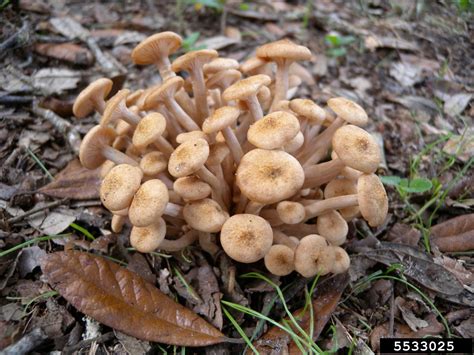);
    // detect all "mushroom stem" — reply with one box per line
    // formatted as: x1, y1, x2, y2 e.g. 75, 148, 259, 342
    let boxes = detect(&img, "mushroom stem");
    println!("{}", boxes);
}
166, 98, 200, 131
156, 56, 174, 80
273, 230, 299, 249
278, 223, 316, 238
190, 70, 209, 124
154, 137, 174, 156
260, 209, 283, 226
303, 159, 345, 188
196, 167, 226, 207
157, 173, 174, 189
198, 232, 220, 256
246, 95, 264, 122
164, 202, 183, 218
245, 201, 265, 215
270, 60, 290, 111
304, 194, 359, 220
159, 230, 198, 251
222, 127, 243, 164
96, 100, 106, 114
102, 145, 139, 166
175, 90, 197, 119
